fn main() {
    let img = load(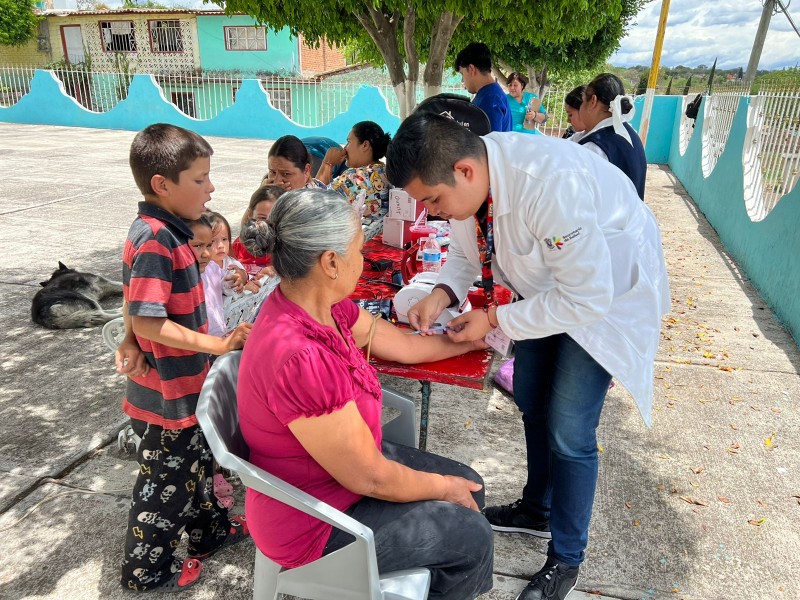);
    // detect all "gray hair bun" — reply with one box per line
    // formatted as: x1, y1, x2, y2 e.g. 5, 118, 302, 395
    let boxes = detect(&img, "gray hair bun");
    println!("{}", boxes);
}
241, 219, 275, 257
